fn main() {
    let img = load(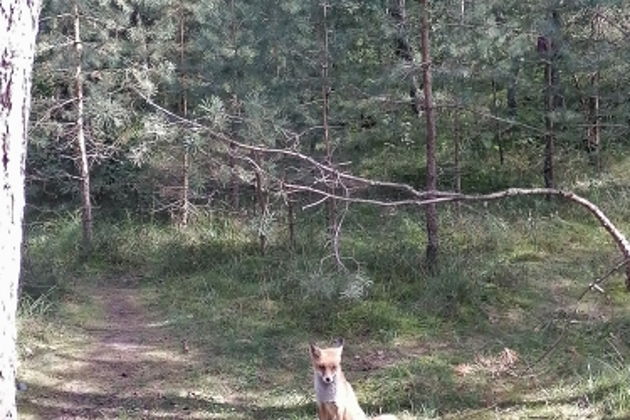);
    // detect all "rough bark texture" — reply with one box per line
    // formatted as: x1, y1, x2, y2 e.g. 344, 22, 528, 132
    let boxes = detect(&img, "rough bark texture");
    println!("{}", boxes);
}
420, 0, 439, 271
0, 0, 41, 416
